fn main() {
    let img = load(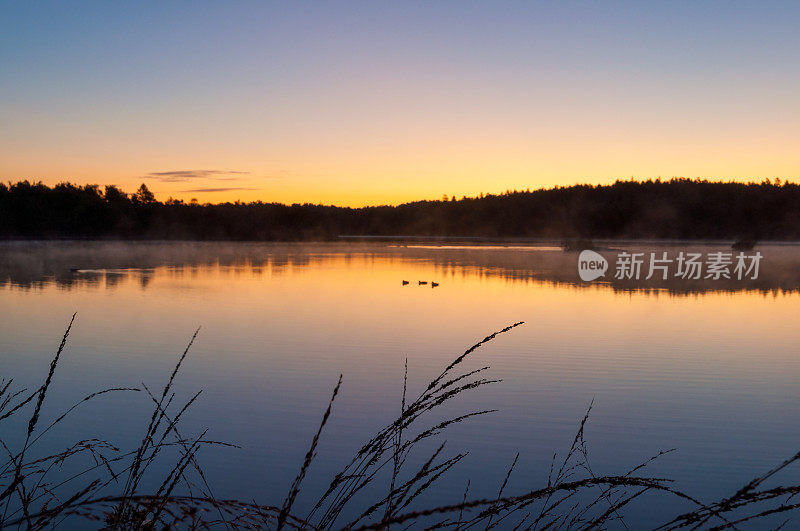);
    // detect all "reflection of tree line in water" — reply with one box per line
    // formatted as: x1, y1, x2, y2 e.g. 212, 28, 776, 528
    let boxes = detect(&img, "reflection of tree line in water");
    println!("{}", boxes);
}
2, 242, 800, 295
3, 317, 800, 529
3, 179, 800, 240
